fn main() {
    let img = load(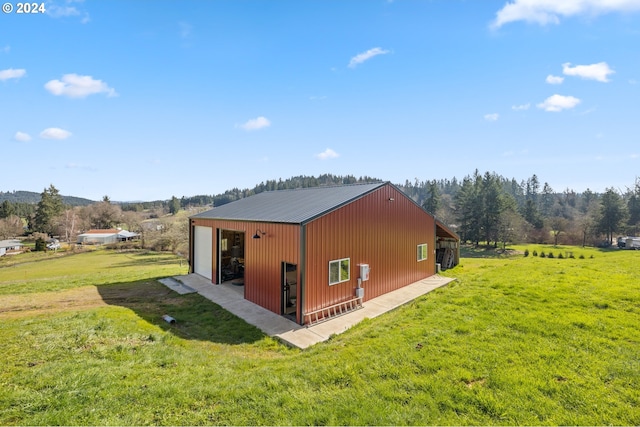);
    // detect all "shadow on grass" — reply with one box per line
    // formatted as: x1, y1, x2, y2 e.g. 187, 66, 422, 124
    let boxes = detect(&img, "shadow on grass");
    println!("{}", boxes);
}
460, 245, 522, 259
97, 280, 265, 345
